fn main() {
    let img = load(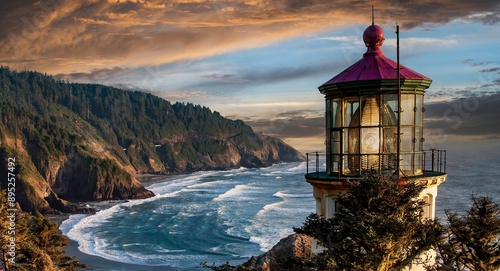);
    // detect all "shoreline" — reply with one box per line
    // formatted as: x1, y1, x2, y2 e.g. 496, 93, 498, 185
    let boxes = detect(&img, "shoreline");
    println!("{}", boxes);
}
64, 238, 177, 271
50, 213, 179, 271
